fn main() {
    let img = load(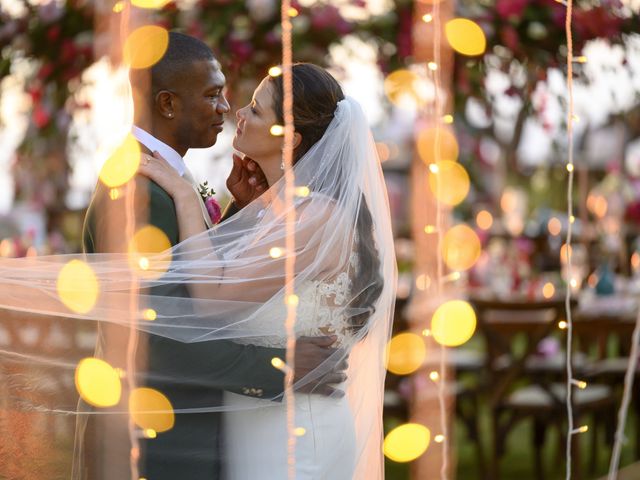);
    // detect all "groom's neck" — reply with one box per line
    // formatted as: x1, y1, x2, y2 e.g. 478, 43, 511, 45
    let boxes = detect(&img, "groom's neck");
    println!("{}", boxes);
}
134, 113, 187, 157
